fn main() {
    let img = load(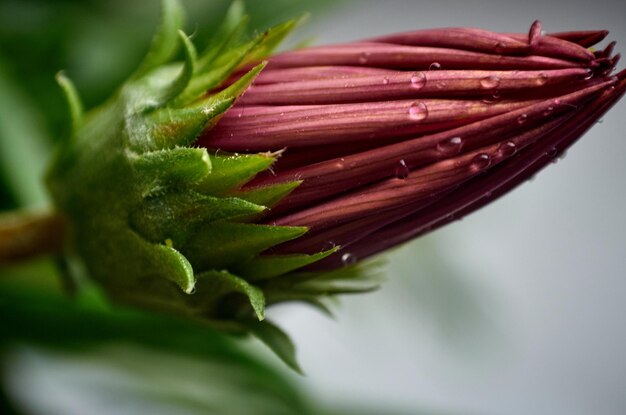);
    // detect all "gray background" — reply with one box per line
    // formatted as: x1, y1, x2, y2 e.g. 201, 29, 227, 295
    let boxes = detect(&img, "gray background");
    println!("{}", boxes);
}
266, 1, 626, 414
